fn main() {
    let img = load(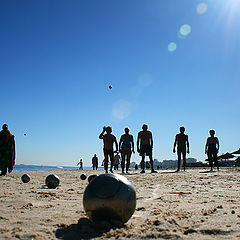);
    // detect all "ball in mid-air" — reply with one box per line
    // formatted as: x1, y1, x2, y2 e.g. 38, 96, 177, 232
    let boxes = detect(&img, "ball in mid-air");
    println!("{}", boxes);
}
83, 173, 136, 224
88, 174, 98, 183
21, 174, 30, 183
45, 174, 60, 189
108, 85, 112, 89
80, 174, 87, 180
